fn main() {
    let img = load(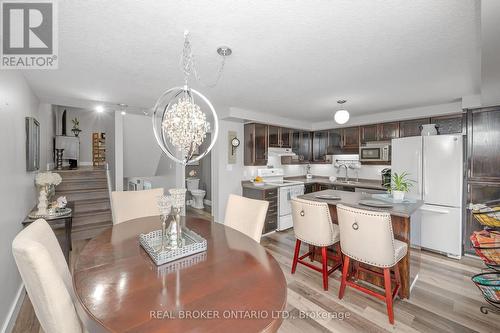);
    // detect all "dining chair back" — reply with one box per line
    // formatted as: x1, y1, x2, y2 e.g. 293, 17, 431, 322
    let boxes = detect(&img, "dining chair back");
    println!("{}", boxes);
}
12, 219, 87, 333
224, 194, 269, 243
290, 198, 342, 290
111, 188, 164, 224
336, 204, 407, 324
